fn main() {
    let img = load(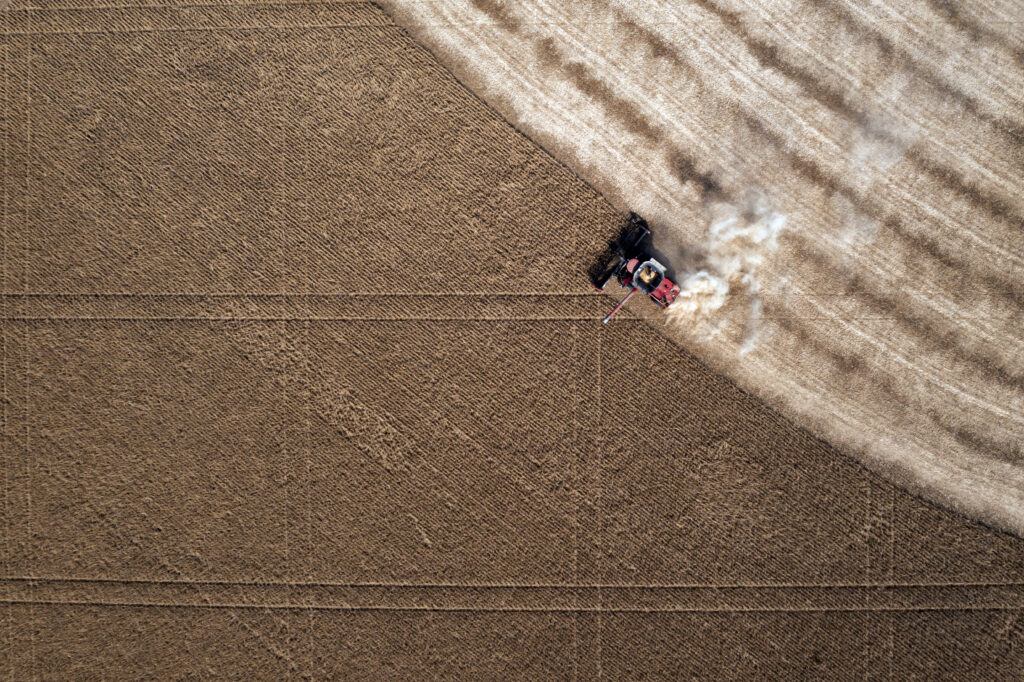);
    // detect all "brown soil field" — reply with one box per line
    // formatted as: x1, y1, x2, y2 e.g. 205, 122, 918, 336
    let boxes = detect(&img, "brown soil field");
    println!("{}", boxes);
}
1, 0, 1023, 678
380, 0, 1024, 536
